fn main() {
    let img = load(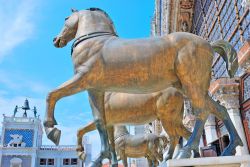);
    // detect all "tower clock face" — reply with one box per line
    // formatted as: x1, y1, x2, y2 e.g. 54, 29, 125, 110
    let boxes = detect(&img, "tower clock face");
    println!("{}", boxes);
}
4, 129, 34, 147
